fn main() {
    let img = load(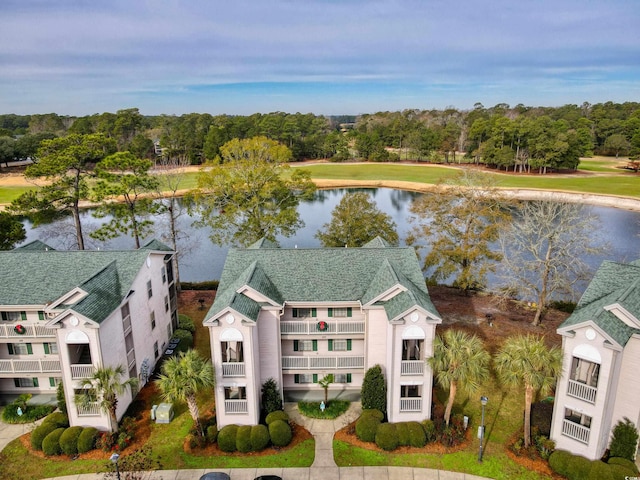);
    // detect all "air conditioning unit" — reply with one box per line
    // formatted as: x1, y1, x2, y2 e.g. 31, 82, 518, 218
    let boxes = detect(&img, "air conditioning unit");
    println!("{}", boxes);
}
46, 312, 56, 319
